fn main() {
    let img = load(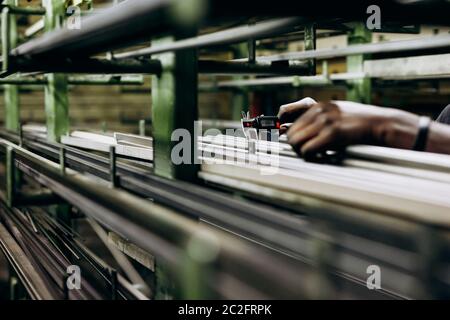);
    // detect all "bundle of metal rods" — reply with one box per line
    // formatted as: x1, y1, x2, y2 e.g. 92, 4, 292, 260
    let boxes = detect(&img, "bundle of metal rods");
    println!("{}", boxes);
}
1, 128, 450, 299
0, 205, 145, 300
